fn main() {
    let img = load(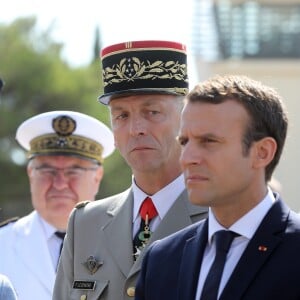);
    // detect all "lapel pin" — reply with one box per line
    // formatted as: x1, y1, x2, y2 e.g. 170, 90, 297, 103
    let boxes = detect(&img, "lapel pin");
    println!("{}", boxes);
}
258, 245, 268, 251
83, 255, 103, 275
